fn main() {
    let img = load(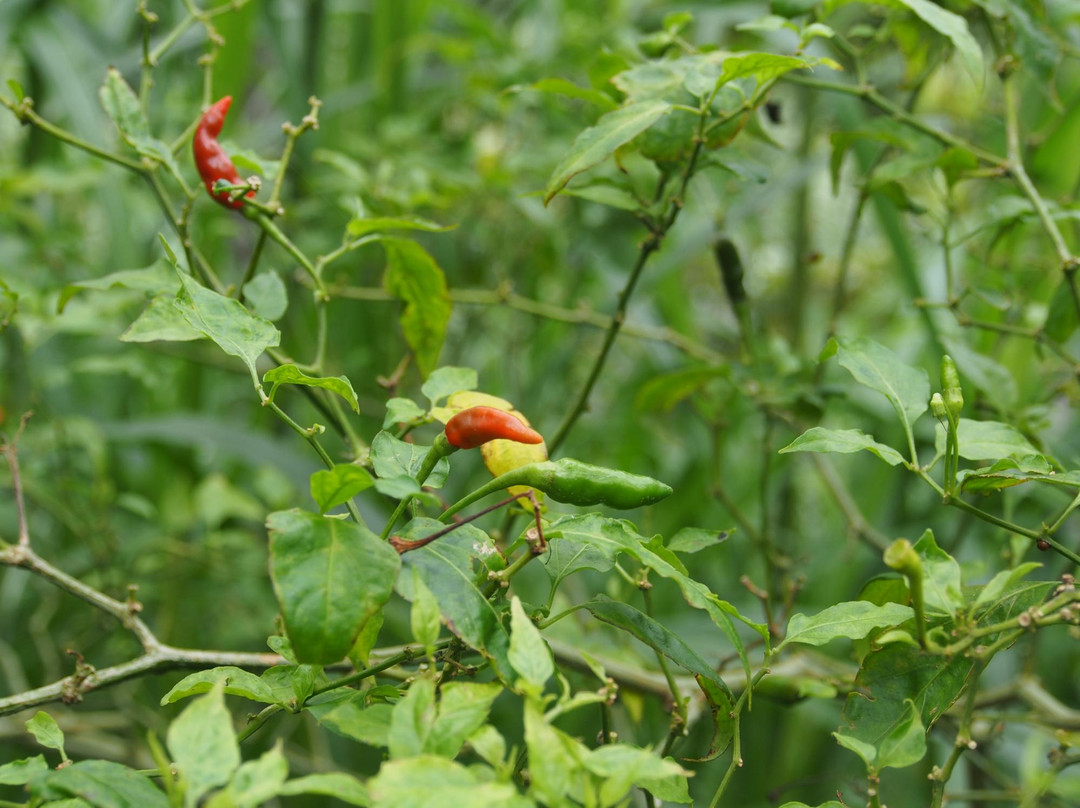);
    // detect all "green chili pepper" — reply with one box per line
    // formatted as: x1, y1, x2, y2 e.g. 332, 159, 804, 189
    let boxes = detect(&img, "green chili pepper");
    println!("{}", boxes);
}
439, 458, 672, 521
